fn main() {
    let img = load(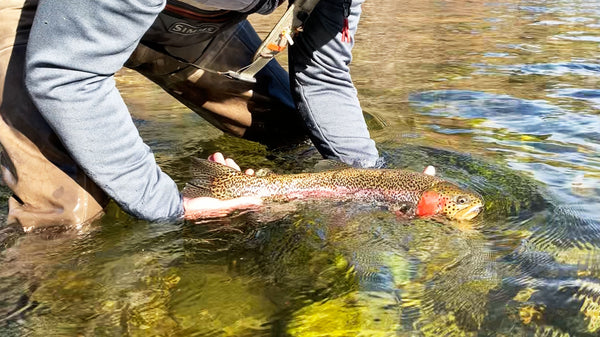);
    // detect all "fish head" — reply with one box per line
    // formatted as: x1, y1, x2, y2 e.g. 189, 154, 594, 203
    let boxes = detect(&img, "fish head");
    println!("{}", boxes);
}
417, 182, 484, 221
